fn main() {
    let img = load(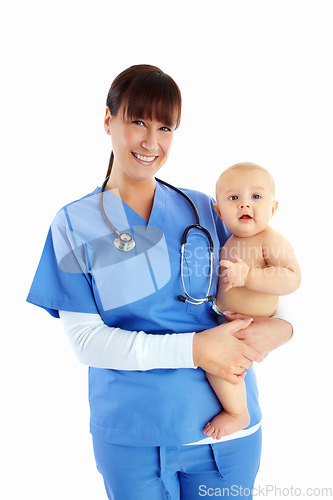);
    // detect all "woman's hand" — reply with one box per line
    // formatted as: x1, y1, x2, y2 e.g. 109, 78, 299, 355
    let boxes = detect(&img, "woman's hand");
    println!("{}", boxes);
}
193, 318, 264, 384
224, 313, 293, 356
